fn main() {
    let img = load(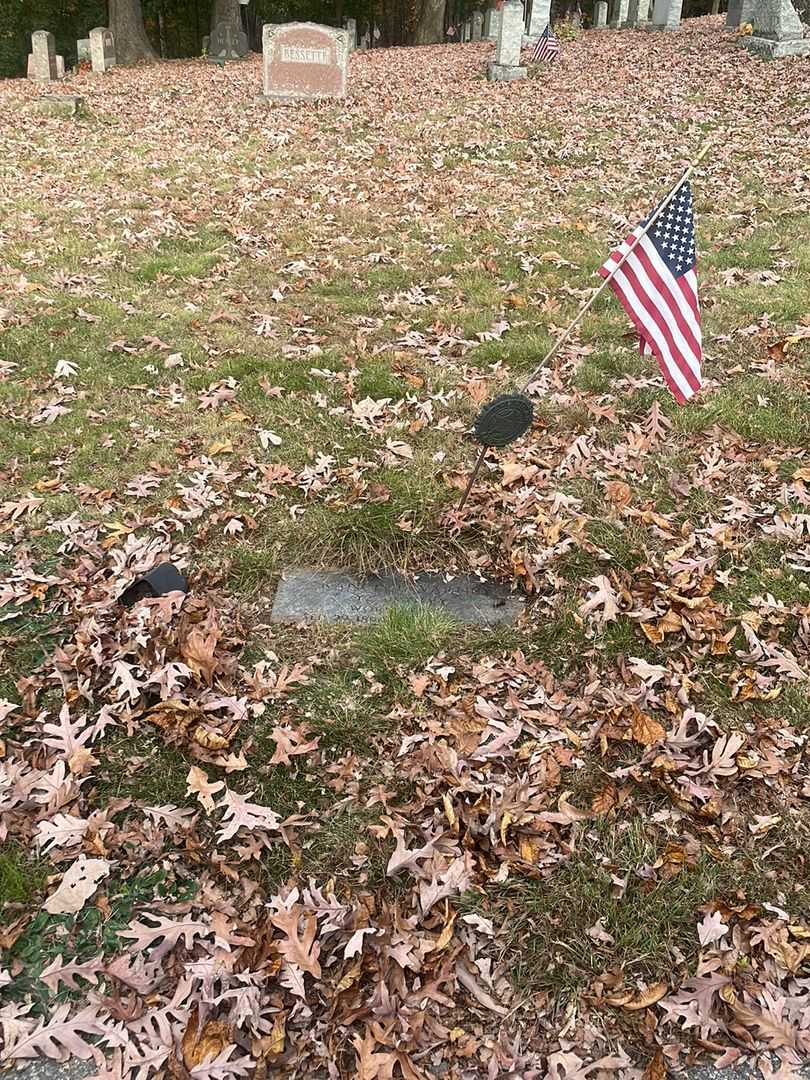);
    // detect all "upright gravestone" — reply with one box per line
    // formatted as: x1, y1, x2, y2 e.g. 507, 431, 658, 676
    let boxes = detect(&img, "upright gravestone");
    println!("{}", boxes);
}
610, 0, 630, 26
77, 38, 91, 62
487, 0, 527, 79
743, 0, 810, 55
528, 0, 552, 36
593, 0, 609, 23
488, 8, 503, 38
89, 27, 116, 72
739, 0, 759, 22
472, 10, 485, 38
262, 22, 349, 100
208, 20, 249, 60
28, 30, 58, 82
649, 0, 683, 29
345, 17, 357, 50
